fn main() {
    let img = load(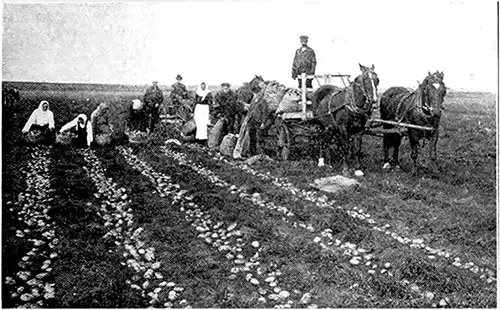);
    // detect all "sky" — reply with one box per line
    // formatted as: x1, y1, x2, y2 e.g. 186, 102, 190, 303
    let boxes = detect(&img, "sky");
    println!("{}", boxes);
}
2, 0, 498, 92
